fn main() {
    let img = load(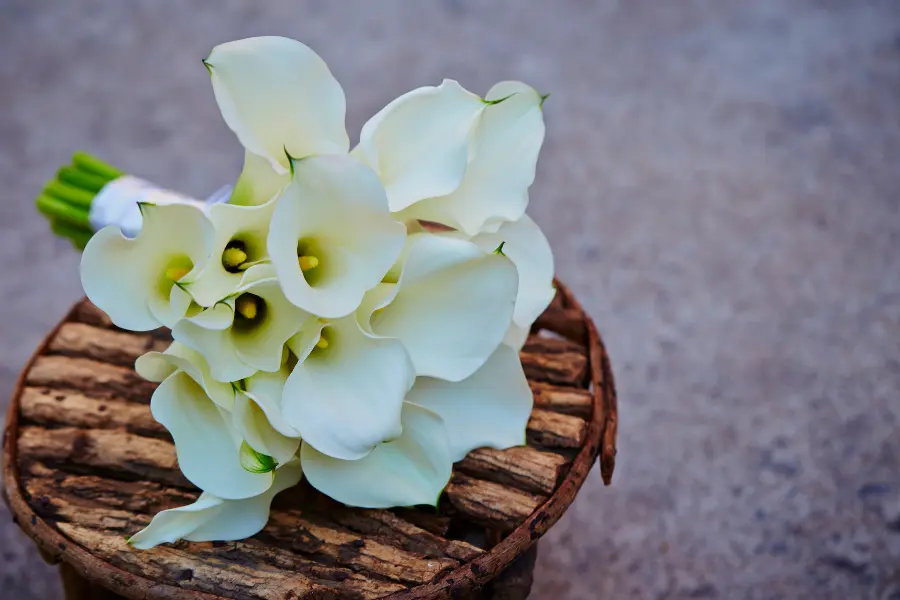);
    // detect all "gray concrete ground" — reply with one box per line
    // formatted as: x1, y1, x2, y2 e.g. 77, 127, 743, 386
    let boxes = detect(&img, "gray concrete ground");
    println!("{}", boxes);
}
1, 1, 899, 598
